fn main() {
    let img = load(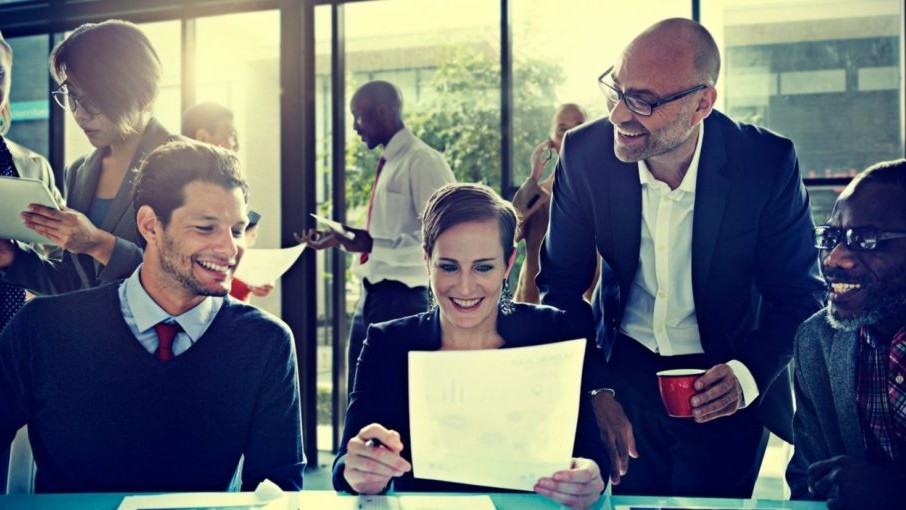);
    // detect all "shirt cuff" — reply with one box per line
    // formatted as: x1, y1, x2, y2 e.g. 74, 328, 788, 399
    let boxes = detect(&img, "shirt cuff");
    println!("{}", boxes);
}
726, 359, 759, 409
